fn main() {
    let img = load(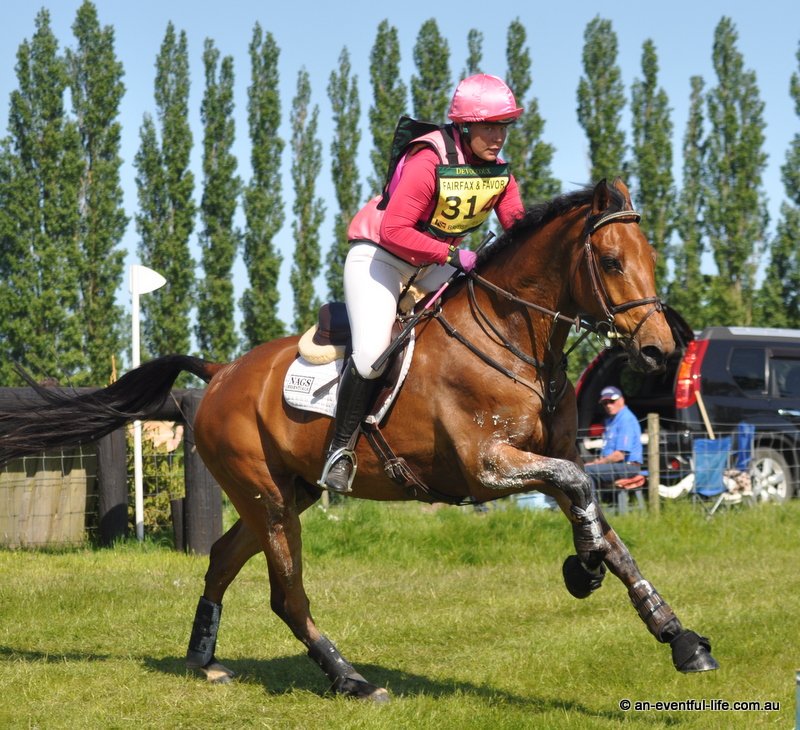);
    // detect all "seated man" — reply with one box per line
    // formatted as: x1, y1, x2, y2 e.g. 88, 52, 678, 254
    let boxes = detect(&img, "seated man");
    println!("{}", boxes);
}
584, 386, 643, 499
